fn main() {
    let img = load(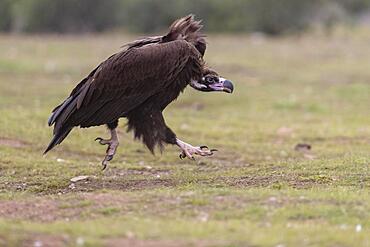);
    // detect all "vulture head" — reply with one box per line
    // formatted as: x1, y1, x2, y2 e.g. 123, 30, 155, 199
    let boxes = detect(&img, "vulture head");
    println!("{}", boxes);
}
190, 72, 234, 93
165, 15, 234, 94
